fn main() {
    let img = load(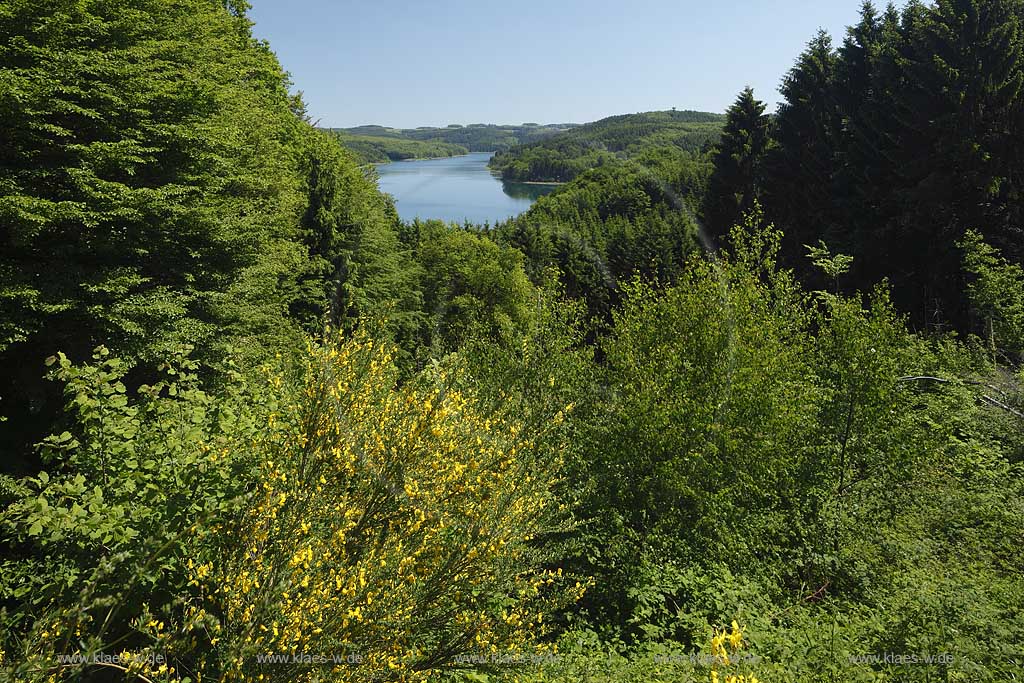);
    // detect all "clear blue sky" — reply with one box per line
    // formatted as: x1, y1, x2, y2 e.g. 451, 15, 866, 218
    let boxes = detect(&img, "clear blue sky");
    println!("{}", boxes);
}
247, 0, 890, 129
